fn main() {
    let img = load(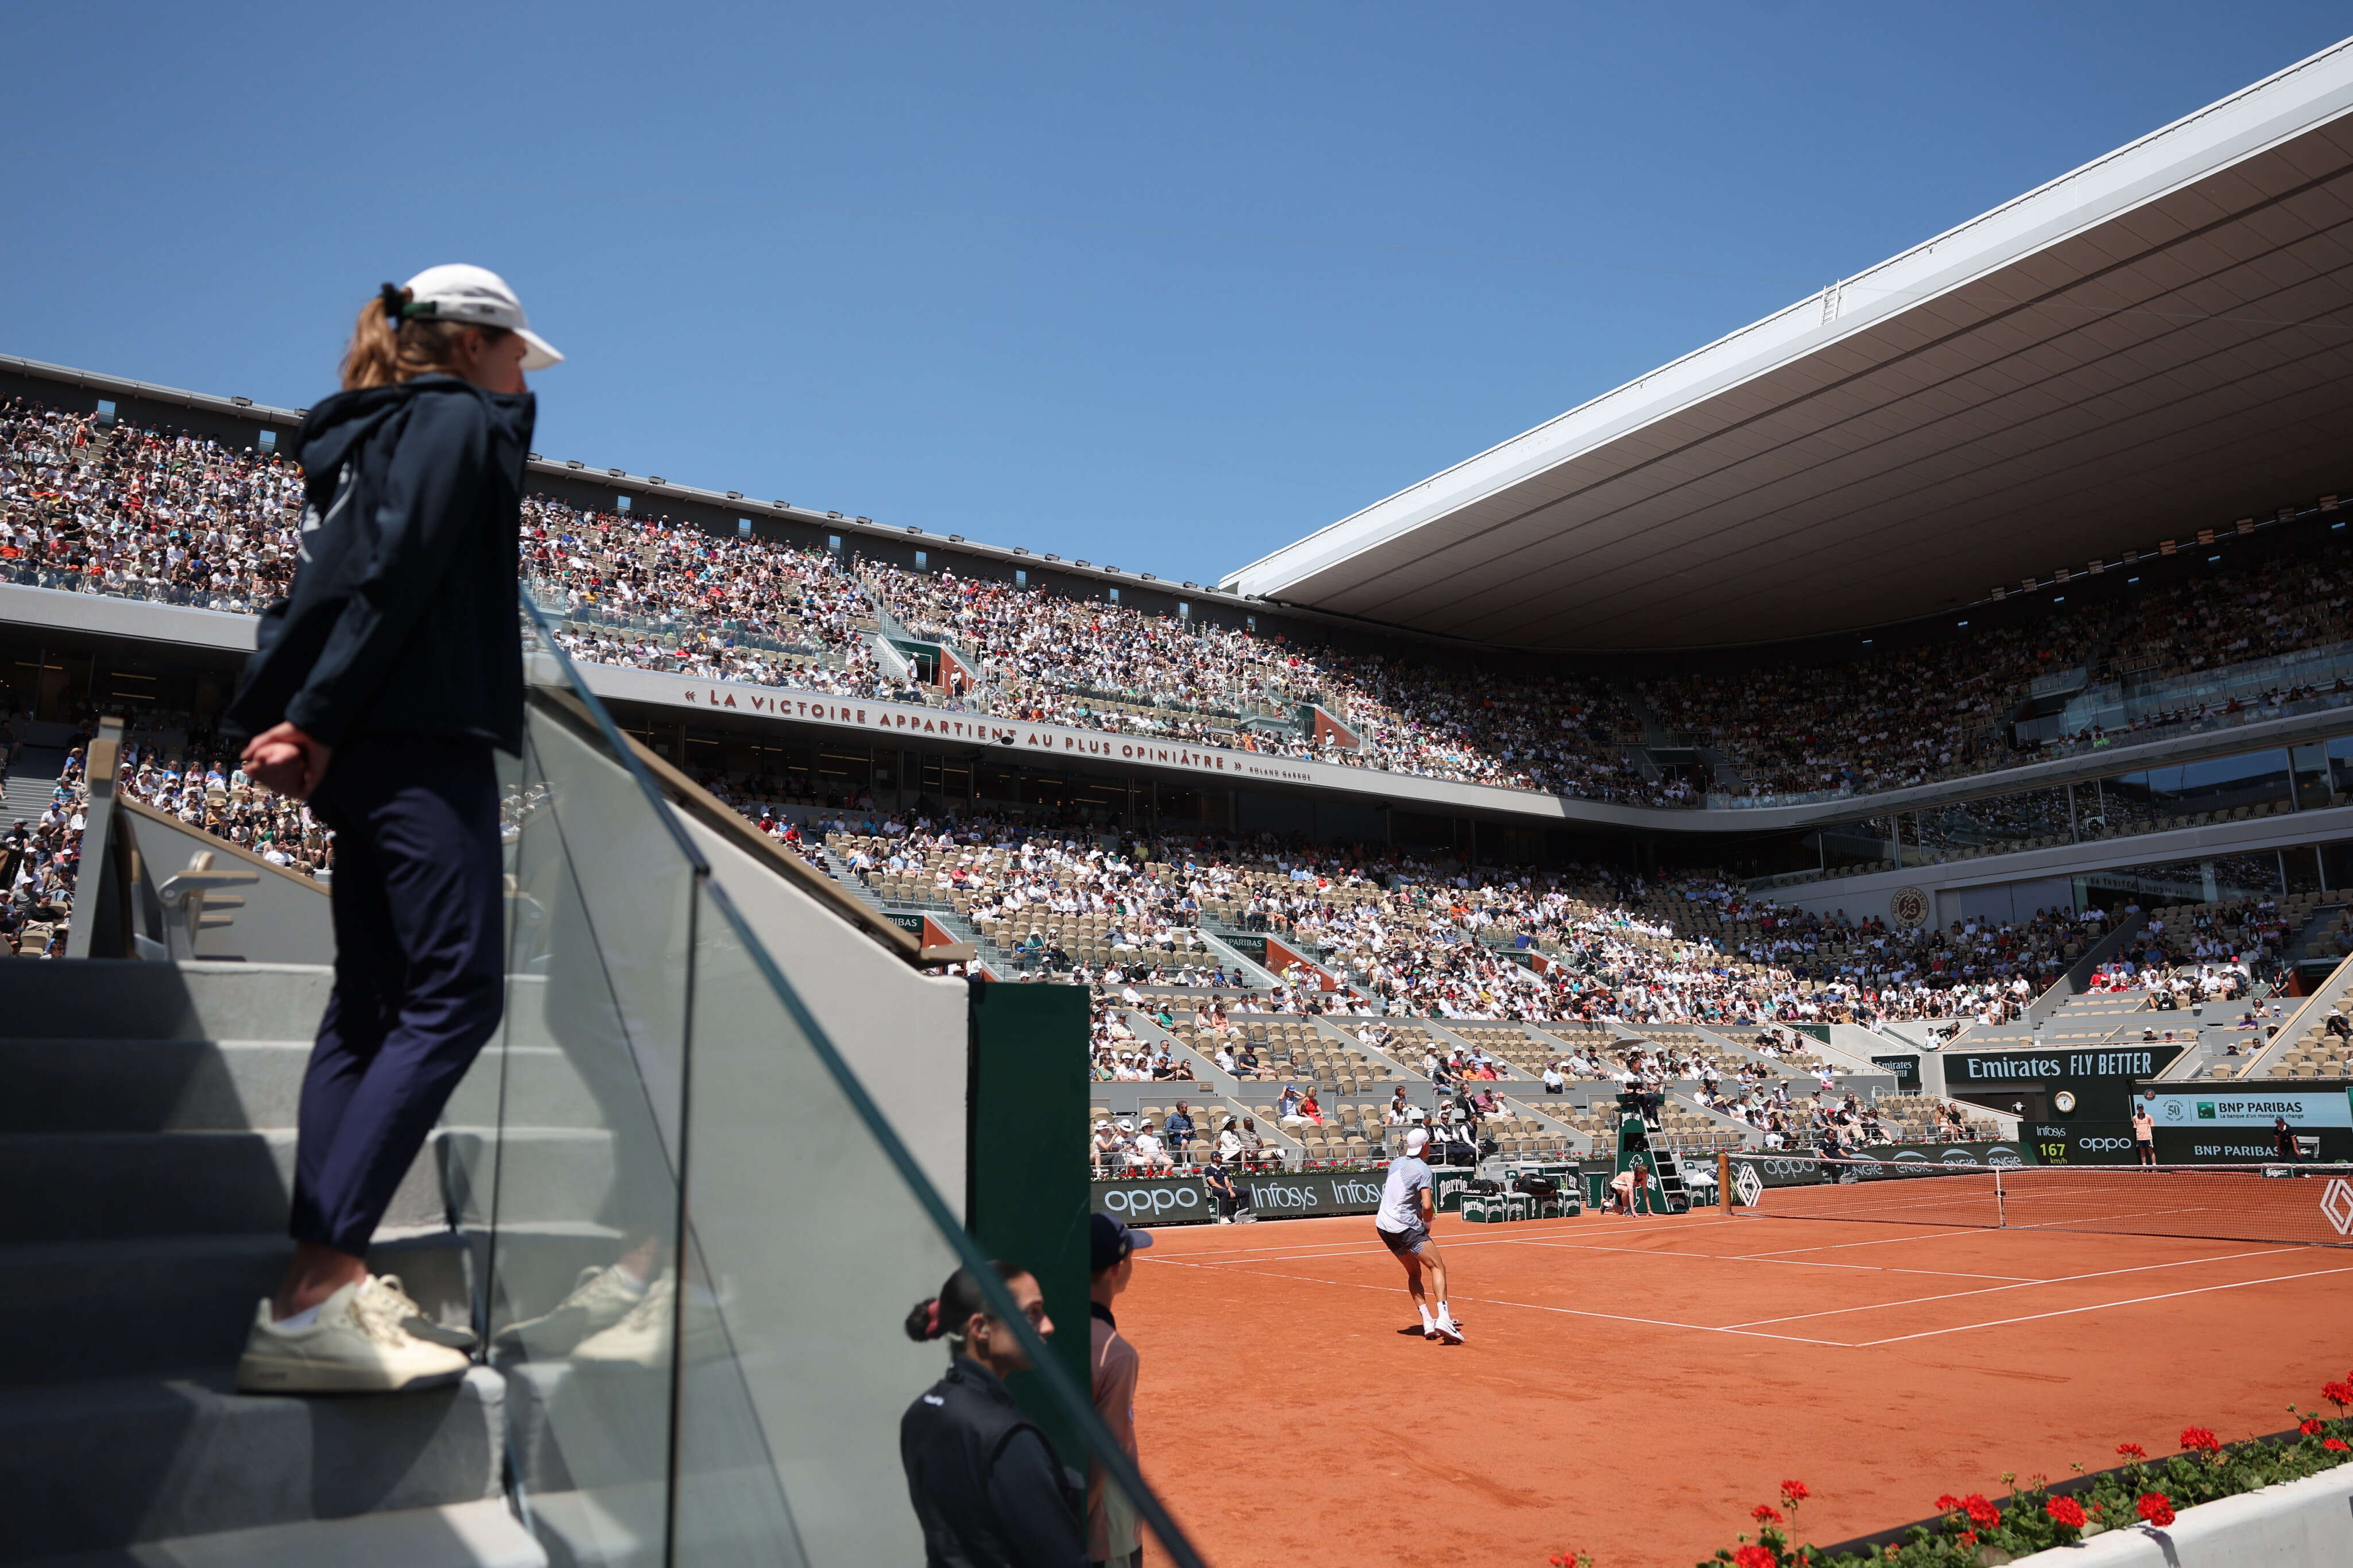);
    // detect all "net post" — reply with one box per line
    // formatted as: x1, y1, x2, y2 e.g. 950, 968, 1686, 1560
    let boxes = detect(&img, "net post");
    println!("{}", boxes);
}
1719, 1150, 1733, 1213
1995, 1166, 2007, 1229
